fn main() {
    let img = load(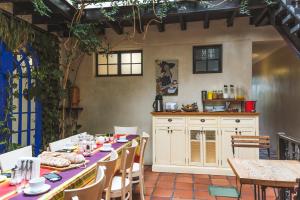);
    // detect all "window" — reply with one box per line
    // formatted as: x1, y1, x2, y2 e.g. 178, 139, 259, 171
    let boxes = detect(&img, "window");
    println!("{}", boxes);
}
193, 45, 222, 74
96, 50, 143, 76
